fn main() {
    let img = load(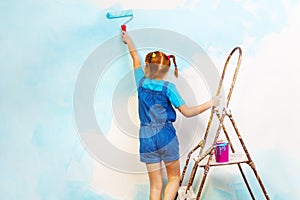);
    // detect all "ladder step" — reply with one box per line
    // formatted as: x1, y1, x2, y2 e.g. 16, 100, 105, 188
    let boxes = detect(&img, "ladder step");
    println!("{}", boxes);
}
178, 186, 196, 200
193, 152, 249, 167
